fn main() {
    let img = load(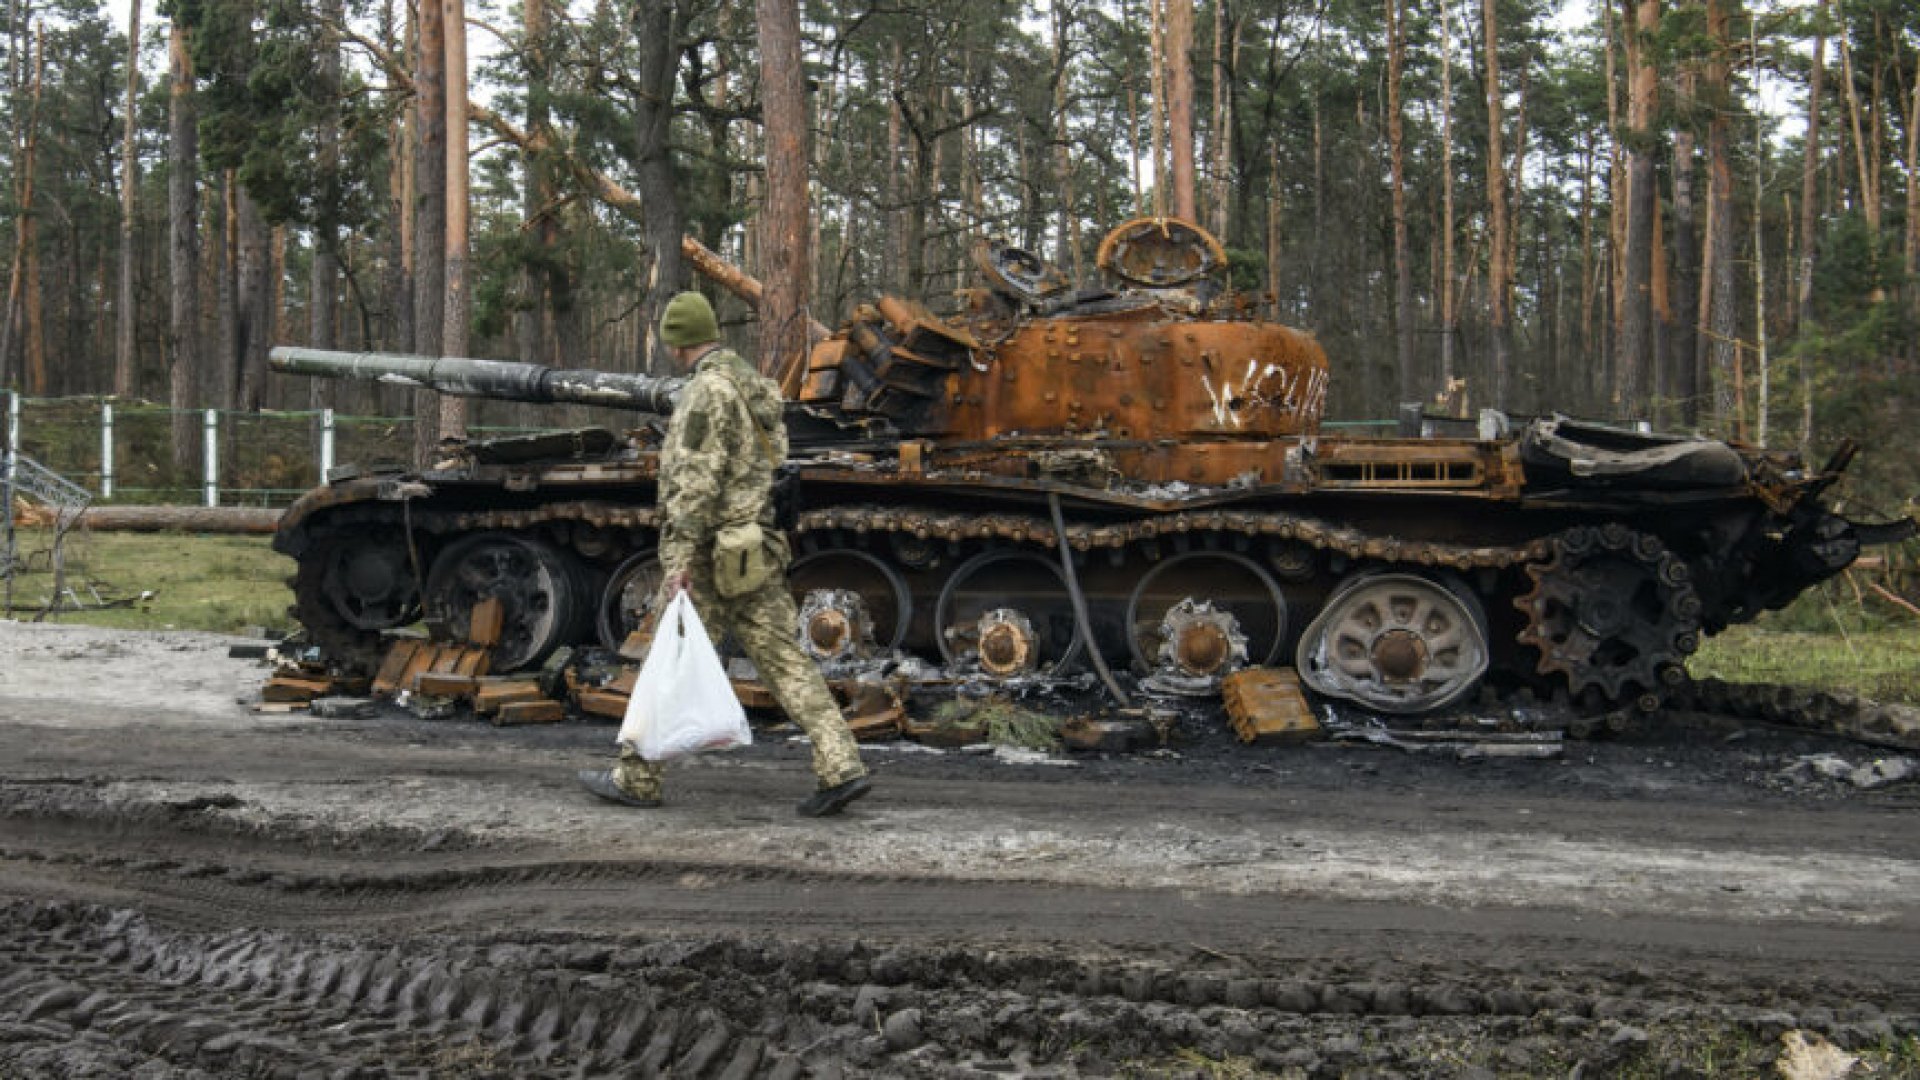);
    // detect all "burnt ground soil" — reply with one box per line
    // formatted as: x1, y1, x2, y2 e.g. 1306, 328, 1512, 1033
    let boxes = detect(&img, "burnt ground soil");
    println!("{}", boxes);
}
0, 620, 1917, 1078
